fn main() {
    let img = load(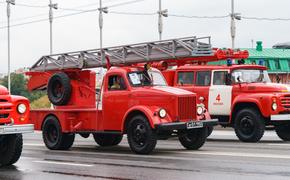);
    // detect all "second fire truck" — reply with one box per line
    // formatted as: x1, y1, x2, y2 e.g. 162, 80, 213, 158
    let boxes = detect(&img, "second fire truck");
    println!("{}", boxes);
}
160, 58, 290, 142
